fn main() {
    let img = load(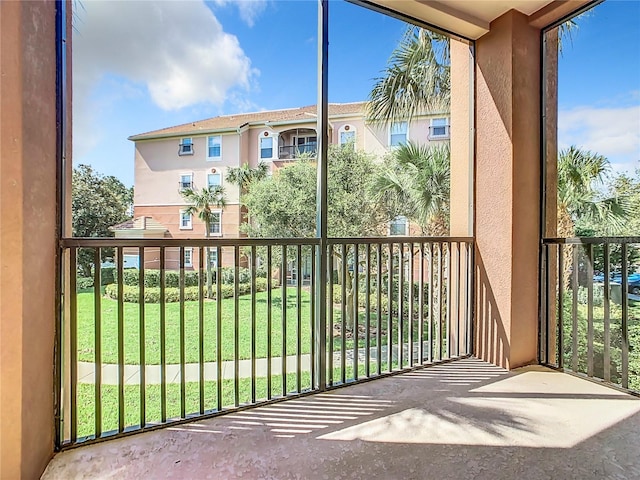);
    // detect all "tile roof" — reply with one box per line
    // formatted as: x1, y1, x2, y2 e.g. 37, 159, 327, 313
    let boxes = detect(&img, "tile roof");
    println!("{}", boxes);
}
110, 216, 167, 231
129, 102, 367, 141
